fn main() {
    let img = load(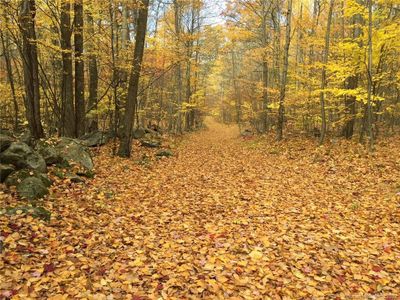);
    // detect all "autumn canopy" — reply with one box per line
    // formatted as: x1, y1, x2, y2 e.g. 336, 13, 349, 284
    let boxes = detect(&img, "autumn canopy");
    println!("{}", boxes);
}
1, 0, 400, 298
